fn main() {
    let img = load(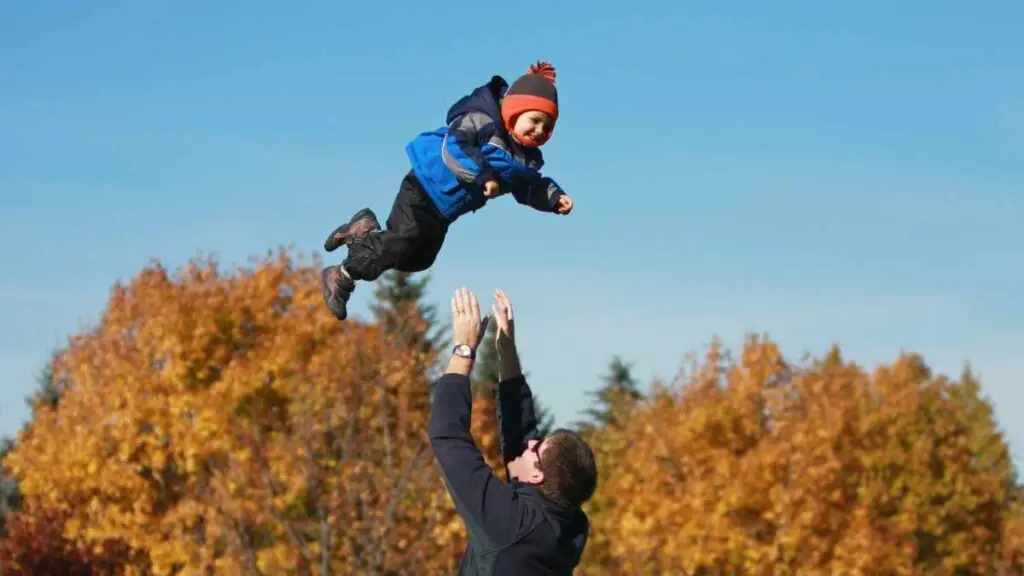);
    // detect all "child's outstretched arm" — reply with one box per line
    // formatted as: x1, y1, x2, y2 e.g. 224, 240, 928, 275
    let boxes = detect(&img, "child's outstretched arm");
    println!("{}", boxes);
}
511, 174, 571, 214
442, 112, 500, 190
